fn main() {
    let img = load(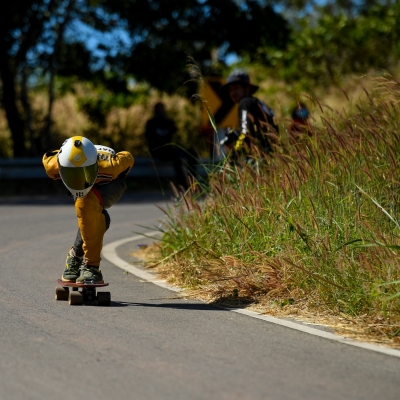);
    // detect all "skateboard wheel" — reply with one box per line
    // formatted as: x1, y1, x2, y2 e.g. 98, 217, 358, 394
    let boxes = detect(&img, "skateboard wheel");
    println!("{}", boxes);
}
55, 286, 69, 301
68, 291, 83, 305
97, 291, 111, 306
